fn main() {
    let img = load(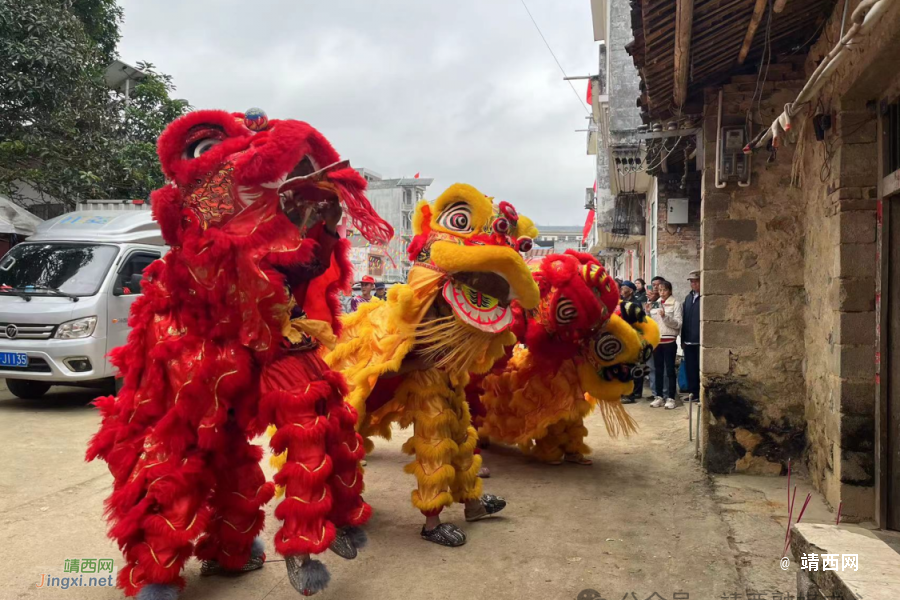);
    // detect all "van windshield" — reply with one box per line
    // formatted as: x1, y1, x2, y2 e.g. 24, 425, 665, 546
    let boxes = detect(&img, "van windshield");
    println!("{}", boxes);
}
0, 243, 119, 297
